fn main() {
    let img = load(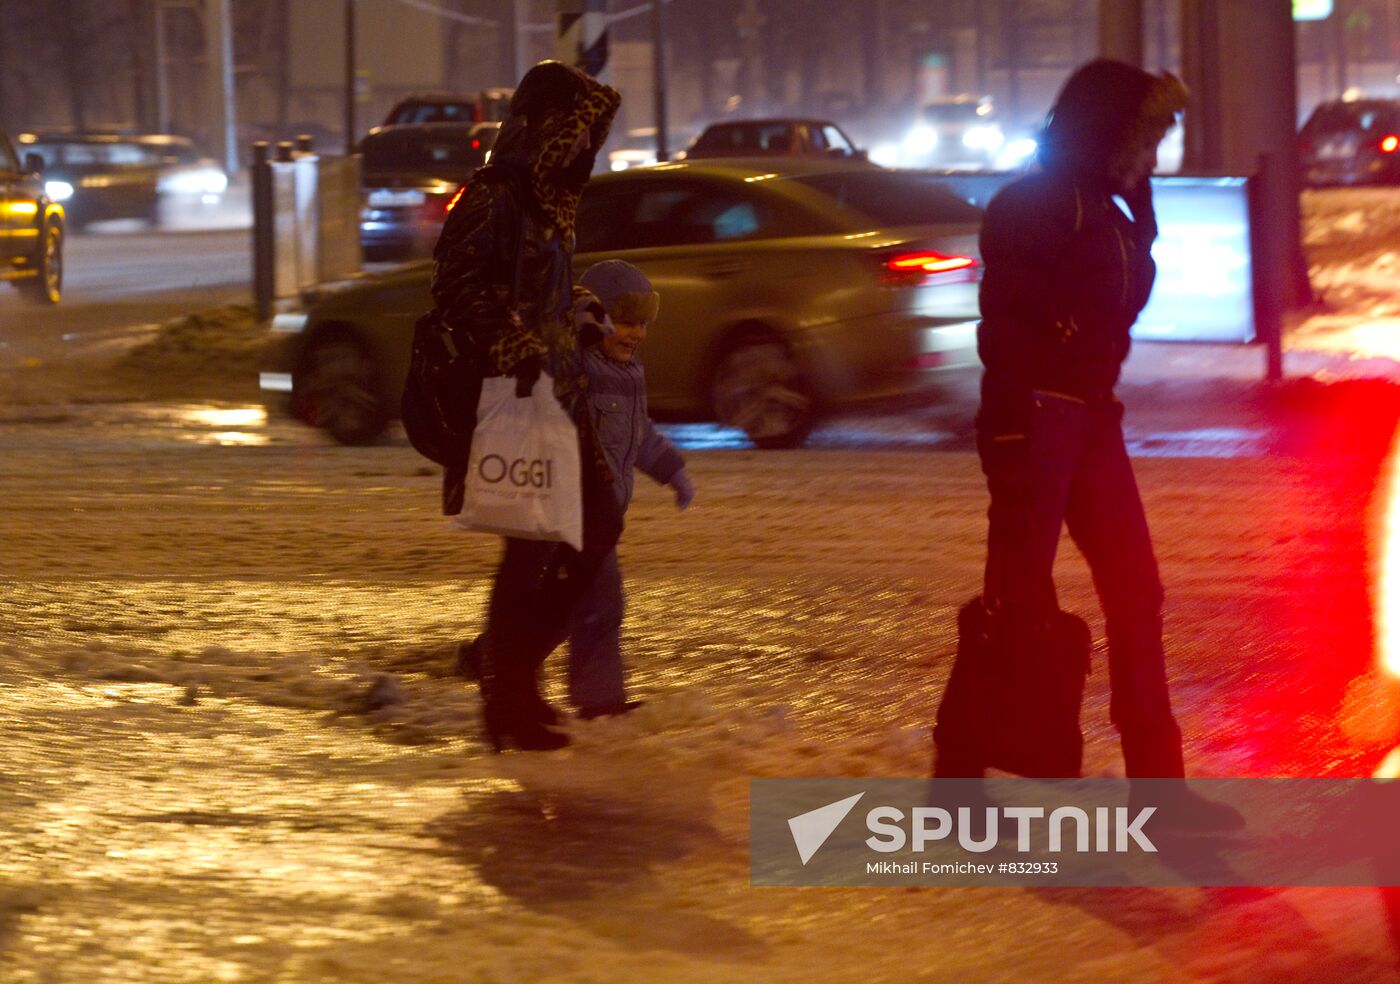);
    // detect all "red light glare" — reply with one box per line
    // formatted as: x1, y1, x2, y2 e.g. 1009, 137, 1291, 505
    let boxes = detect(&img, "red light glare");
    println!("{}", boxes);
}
1379, 430, 1400, 677
445, 186, 465, 212
885, 251, 978, 275
1382, 134, 1399, 153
